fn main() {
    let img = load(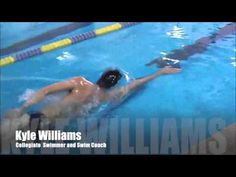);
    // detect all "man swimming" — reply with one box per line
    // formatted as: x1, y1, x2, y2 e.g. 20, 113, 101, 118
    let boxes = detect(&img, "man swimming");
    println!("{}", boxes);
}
3, 66, 181, 131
